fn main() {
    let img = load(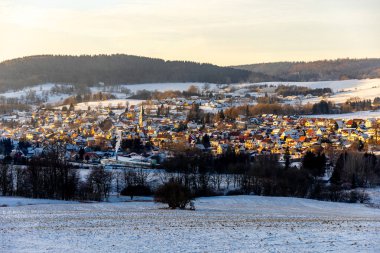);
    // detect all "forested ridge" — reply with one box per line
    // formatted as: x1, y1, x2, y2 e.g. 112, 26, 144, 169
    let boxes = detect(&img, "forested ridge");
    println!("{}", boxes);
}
233, 58, 380, 82
0, 54, 261, 92
2, 55, 380, 92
